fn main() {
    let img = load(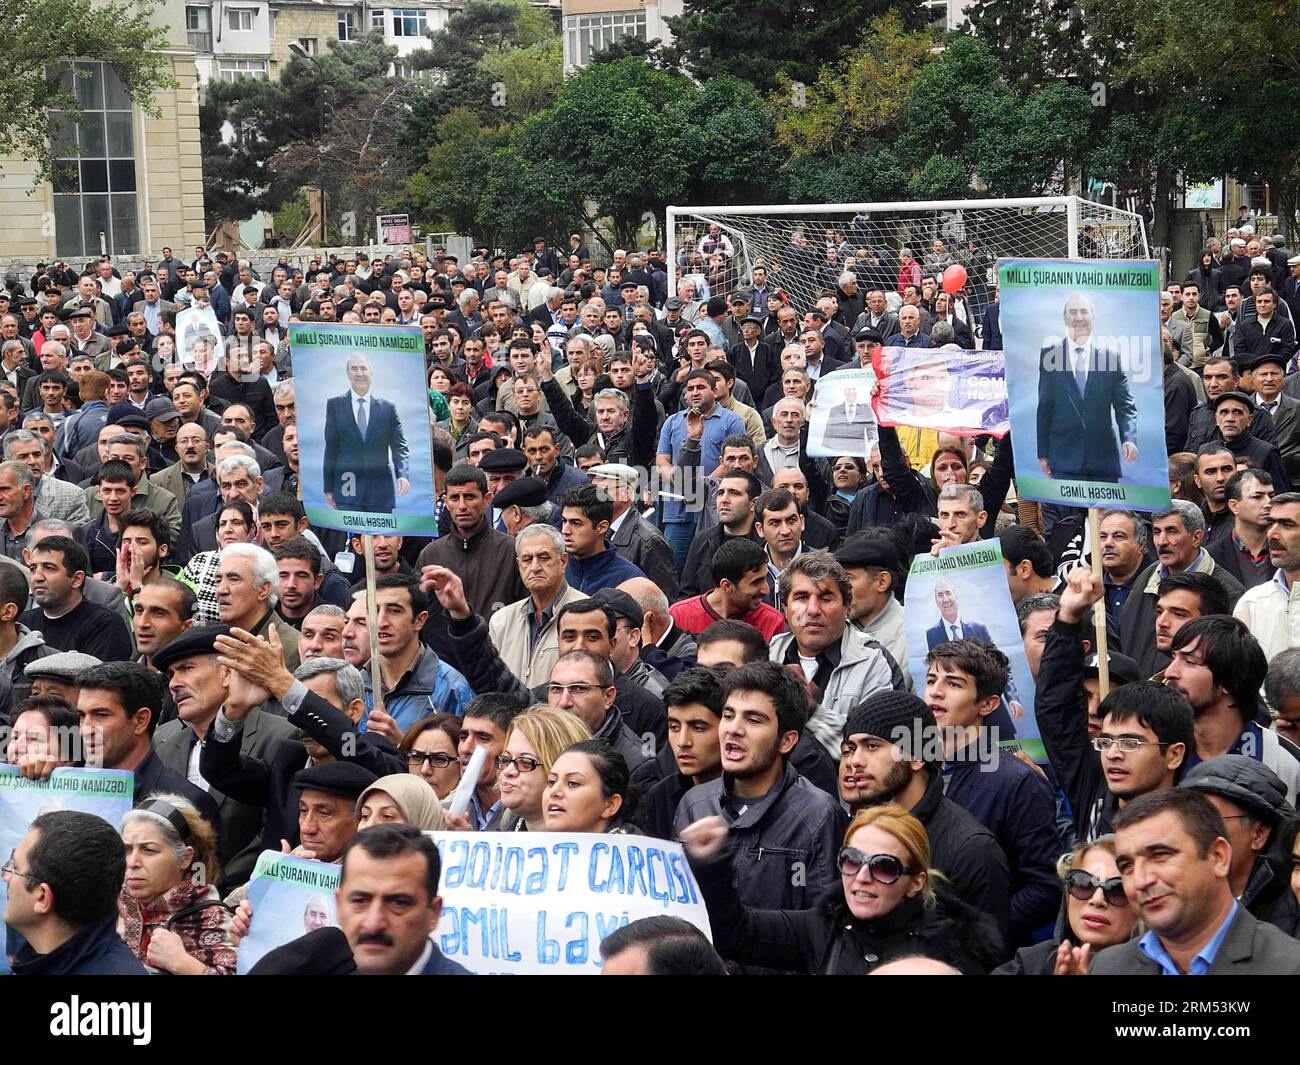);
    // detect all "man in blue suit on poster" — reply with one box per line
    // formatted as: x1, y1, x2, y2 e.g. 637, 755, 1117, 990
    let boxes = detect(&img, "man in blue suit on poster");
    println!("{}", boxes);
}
1036, 292, 1139, 483
323, 353, 410, 513
925, 579, 1020, 739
